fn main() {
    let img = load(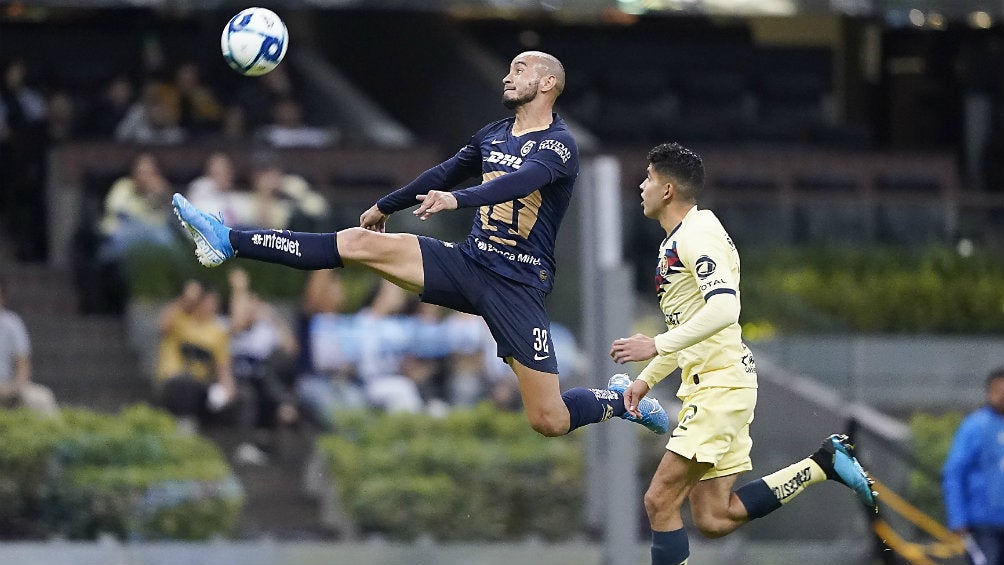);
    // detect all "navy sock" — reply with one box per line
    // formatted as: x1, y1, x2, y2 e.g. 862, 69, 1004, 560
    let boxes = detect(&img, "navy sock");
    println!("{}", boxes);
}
651, 528, 689, 565
230, 229, 343, 270
560, 387, 626, 433
735, 478, 782, 520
